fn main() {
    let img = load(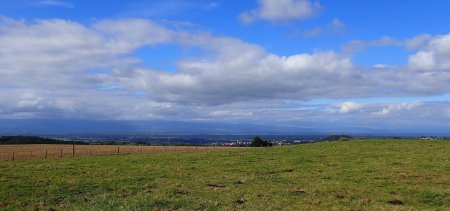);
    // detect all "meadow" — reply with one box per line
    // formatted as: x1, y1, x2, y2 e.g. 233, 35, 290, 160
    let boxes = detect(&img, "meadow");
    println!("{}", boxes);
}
0, 139, 449, 210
